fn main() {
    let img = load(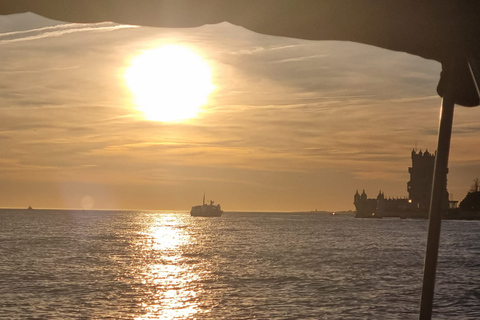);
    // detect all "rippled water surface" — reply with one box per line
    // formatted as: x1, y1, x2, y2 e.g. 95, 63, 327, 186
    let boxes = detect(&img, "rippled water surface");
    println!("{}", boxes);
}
1, 210, 480, 319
